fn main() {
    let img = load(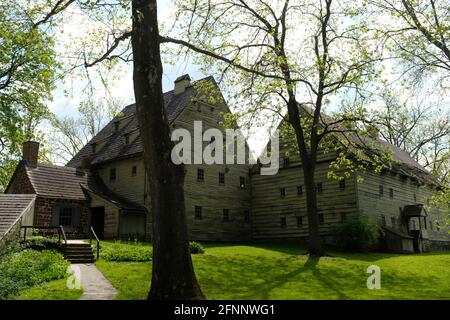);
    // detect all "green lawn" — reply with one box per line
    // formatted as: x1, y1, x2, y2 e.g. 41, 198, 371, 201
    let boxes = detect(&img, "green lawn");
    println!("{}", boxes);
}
96, 242, 450, 300
12, 278, 83, 300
